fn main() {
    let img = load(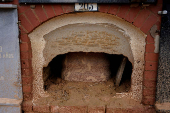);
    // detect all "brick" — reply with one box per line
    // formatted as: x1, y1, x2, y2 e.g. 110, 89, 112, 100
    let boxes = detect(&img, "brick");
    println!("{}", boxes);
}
133, 107, 145, 113
121, 109, 134, 113
22, 76, 33, 85
23, 85, 32, 93
21, 68, 32, 76
158, 16, 162, 22
19, 25, 28, 34
88, 106, 105, 113
28, 43, 32, 51
108, 4, 120, 15
22, 101, 33, 112
106, 108, 114, 113
21, 59, 31, 68
113, 109, 124, 113
33, 5, 48, 23
33, 105, 50, 112
107, 107, 149, 113
106, 108, 119, 113
157, 0, 163, 4
43, 5, 55, 19
145, 53, 159, 62
18, 5, 30, 14
20, 42, 30, 52
62, 4, 74, 13
143, 80, 157, 88
51, 106, 59, 112
143, 88, 156, 96
144, 71, 157, 80
145, 61, 158, 71
141, 14, 158, 34
142, 96, 155, 105
12, 0, 19, 5
155, 21, 161, 30
133, 9, 151, 28
148, 4, 162, 15
145, 44, 155, 52
24, 112, 35, 113
146, 33, 154, 44
23, 93, 33, 101
117, 5, 130, 19
99, 4, 110, 13
51, 106, 87, 113
25, 9, 40, 28
53, 4, 64, 16
107, 106, 155, 113
20, 51, 31, 59
63, 52, 110, 82
106, 108, 130, 113
19, 14, 33, 33
20, 34, 30, 43
125, 6, 141, 23
144, 106, 156, 113
29, 51, 32, 58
